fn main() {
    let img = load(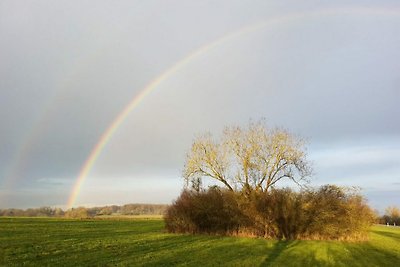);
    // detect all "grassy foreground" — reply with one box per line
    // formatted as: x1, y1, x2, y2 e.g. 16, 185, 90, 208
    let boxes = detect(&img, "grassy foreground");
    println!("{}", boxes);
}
1, 218, 399, 266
